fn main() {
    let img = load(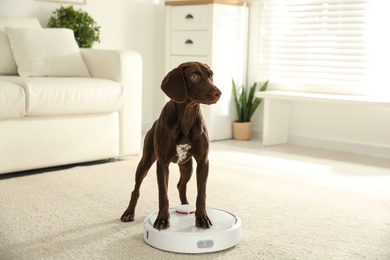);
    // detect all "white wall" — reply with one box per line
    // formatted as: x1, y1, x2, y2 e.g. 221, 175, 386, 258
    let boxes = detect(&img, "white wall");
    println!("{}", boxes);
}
0, 0, 166, 130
